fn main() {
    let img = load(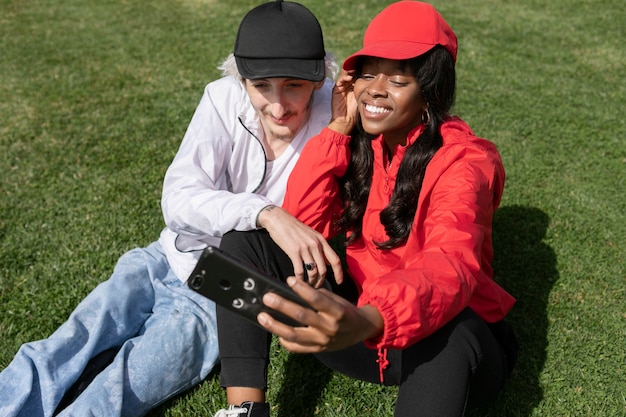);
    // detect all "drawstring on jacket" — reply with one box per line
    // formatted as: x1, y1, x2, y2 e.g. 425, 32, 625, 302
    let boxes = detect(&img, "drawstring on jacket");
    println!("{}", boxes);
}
377, 348, 389, 383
